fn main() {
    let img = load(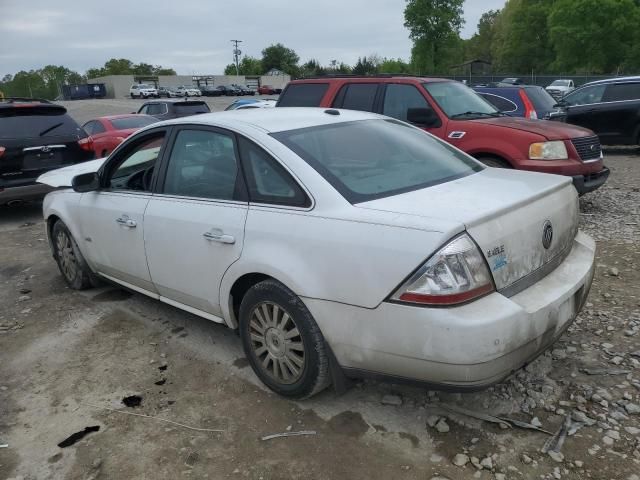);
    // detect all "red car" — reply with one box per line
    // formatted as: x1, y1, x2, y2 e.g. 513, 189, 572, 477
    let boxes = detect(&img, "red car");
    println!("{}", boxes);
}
81, 114, 157, 158
257, 85, 279, 95
277, 76, 609, 195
